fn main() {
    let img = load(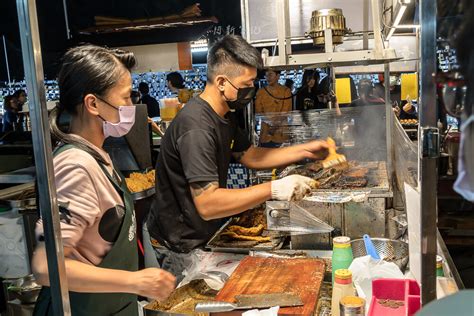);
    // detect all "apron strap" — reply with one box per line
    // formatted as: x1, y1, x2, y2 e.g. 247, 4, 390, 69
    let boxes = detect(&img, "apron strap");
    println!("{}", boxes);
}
54, 144, 130, 197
